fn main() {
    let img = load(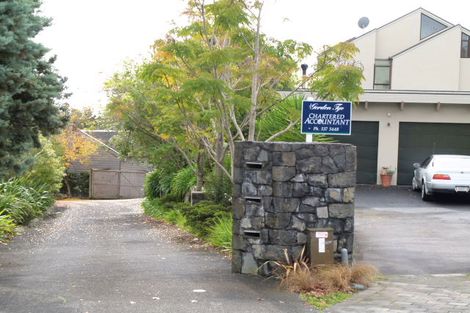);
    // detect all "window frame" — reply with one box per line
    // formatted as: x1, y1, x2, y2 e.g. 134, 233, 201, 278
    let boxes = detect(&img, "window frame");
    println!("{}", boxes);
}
373, 59, 392, 90
461, 33, 470, 58
420, 13, 447, 40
